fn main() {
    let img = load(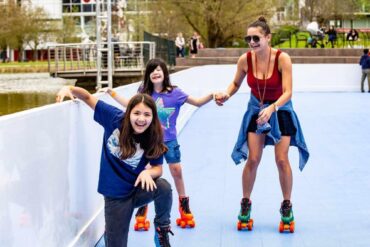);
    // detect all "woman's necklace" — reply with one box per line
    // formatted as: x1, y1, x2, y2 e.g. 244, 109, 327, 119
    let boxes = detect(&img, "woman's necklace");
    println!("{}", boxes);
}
254, 47, 271, 107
